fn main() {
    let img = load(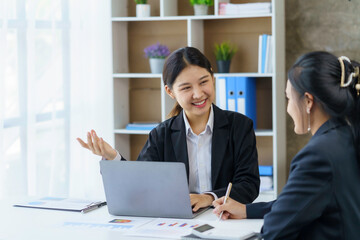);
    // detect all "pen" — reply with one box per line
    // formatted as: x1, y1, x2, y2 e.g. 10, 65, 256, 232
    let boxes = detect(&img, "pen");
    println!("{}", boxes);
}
218, 182, 232, 221
81, 202, 107, 214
